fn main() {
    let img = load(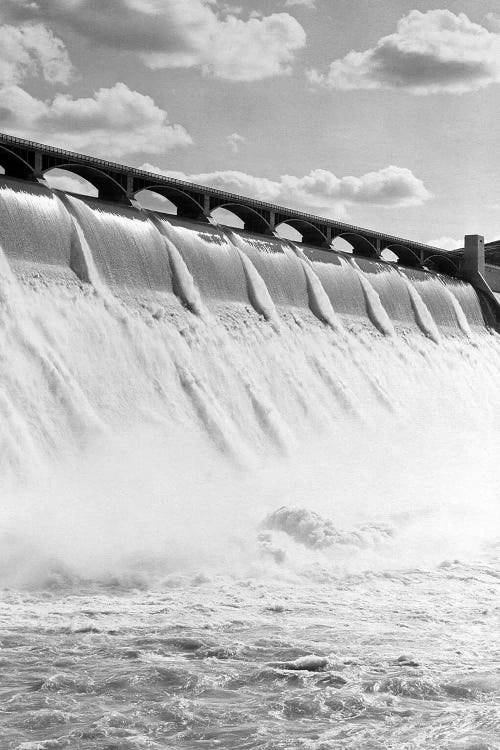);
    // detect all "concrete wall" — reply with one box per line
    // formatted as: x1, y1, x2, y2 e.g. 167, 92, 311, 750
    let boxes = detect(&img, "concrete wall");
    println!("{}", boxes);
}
485, 264, 500, 293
